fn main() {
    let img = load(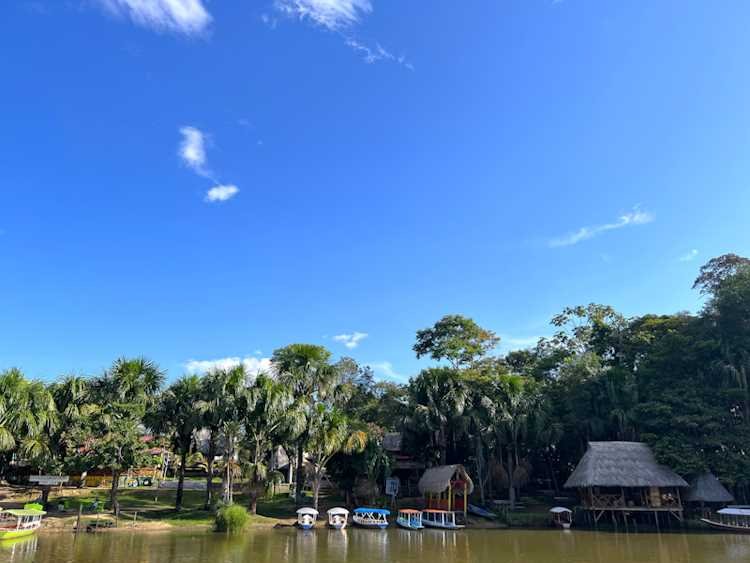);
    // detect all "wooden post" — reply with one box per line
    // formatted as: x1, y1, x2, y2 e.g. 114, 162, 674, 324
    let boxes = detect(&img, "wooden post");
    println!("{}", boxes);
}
464, 481, 468, 516
75, 504, 82, 536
